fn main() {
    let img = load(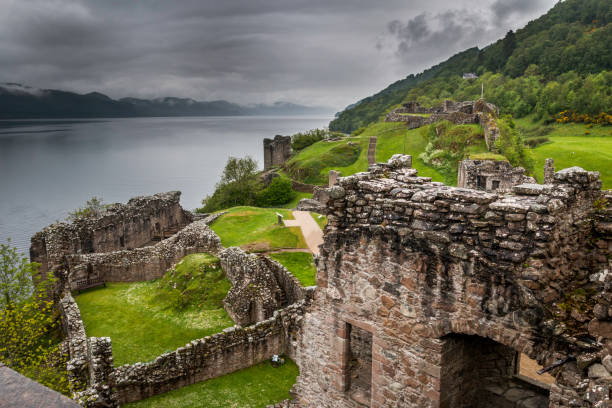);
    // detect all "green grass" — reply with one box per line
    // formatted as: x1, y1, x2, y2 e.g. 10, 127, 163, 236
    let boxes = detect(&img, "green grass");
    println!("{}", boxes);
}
310, 212, 327, 230
124, 359, 299, 408
286, 140, 361, 185
515, 117, 612, 188
371, 123, 446, 181
210, 207, 307, 252
280, 191, 312, 209
269, 252, 317, 287
76, 279, 234, 366
532, 135, 612, 188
